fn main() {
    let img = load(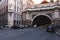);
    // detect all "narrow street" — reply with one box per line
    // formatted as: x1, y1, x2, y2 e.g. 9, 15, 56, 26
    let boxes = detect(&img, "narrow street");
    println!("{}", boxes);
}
0, 27, 60, 40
